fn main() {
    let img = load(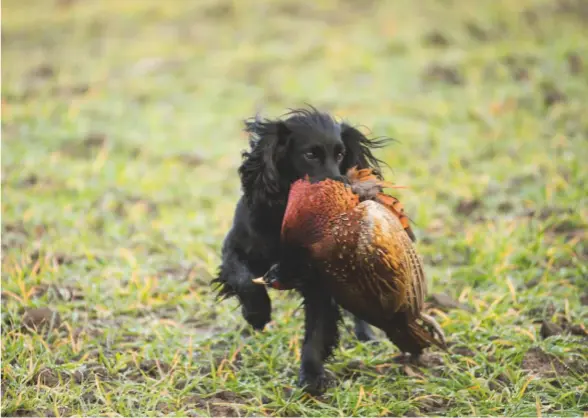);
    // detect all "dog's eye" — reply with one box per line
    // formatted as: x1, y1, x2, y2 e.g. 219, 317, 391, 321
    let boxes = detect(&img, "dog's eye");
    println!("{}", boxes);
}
304, 151, 318, 160
336, 152, 345, 163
